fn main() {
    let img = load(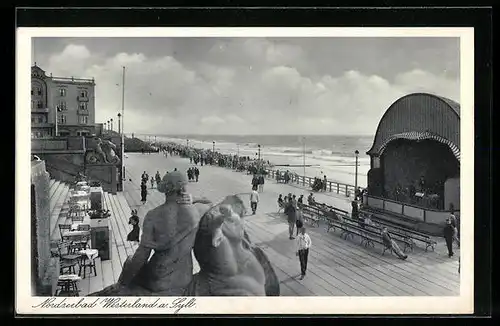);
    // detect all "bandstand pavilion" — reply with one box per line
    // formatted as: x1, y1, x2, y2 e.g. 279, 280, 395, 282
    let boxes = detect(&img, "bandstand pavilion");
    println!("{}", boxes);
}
364, 93, 460, 225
